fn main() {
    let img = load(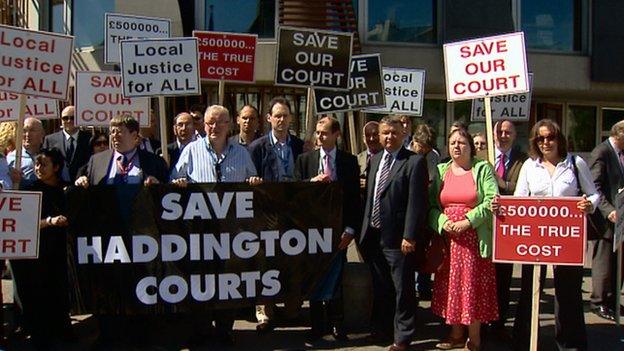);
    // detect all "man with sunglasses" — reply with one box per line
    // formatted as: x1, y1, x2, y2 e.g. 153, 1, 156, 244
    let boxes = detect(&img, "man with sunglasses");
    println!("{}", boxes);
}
43, 105, 92, 183
190, 104, 207, 138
